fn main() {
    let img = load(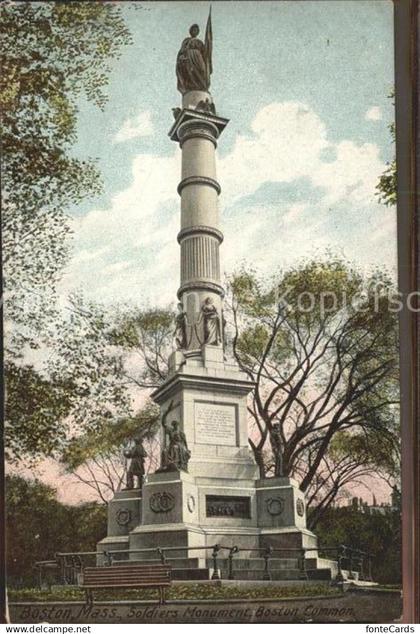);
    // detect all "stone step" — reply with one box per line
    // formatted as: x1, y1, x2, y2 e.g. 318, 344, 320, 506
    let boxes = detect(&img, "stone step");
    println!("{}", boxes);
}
211, 558, 300, 571
218, 569, 305, 581
112, 557, 204, 569
172, 568, 210, 581
109, 556, 339, 581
